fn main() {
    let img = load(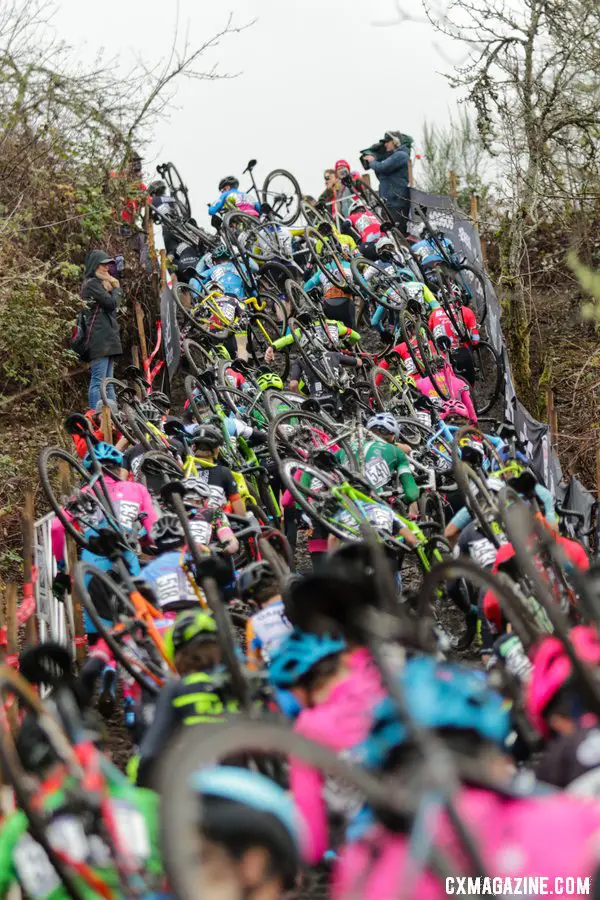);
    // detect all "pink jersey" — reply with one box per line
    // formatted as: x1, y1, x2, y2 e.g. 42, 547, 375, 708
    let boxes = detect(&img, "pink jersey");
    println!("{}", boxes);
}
51, 476, 158, 562
428, 304, 480, 349
416, 371, 477, 423
333, 787, 600, 900
291, 662, 385, 864
347, 210, 382, 243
